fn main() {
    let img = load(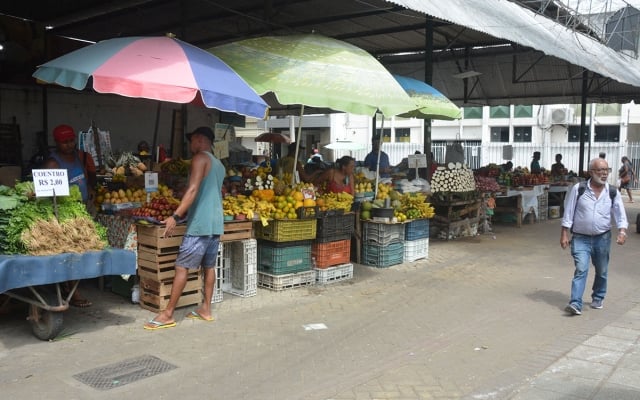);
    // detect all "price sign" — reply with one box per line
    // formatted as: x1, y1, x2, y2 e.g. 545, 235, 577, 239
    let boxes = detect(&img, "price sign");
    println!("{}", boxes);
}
408, 154, 427, 169
32, 169, 70, 197
301, 187, 315, 200
145, 172, 159, 193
